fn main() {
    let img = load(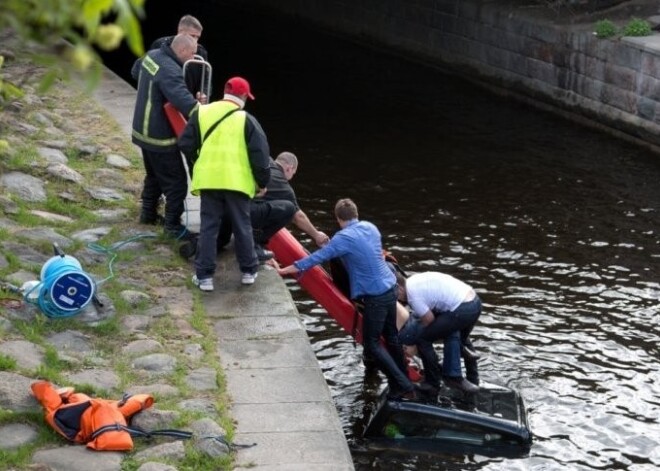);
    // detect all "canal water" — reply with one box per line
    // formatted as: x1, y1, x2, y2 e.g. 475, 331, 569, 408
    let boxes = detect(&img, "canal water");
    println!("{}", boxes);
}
122, 3, 660, 469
